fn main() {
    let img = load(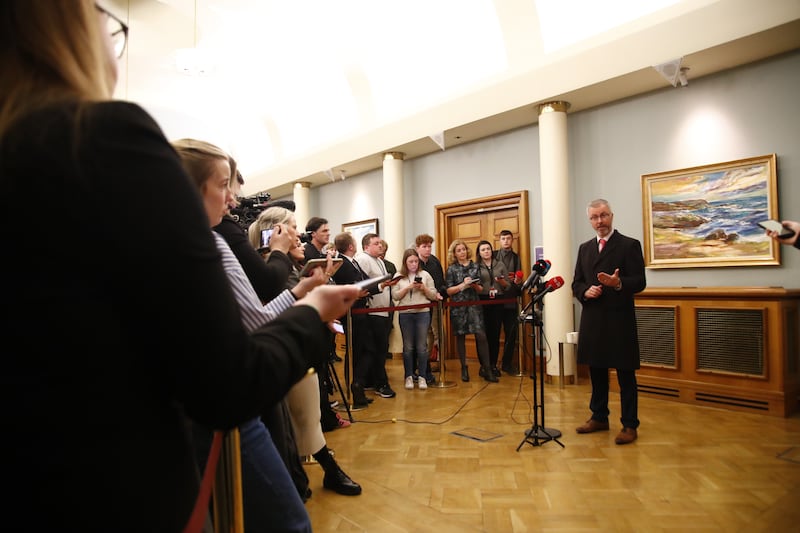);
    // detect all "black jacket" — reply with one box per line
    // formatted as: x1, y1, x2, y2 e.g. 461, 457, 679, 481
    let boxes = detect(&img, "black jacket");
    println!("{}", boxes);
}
0, 101, 329, 531
420, 254, 447, 299
213, 215, 293, 302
